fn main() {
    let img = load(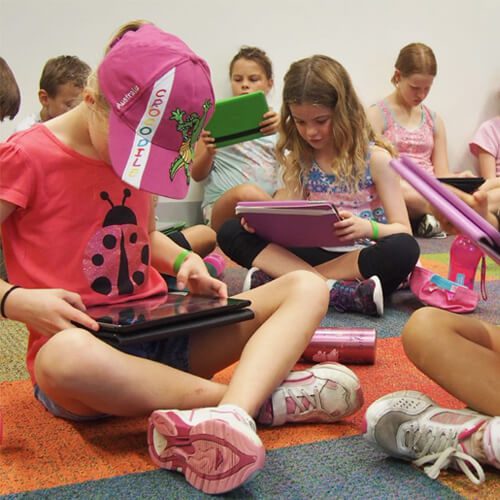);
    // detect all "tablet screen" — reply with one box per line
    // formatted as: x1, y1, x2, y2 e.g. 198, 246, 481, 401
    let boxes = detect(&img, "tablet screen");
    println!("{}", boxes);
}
86, 293, 252, 332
